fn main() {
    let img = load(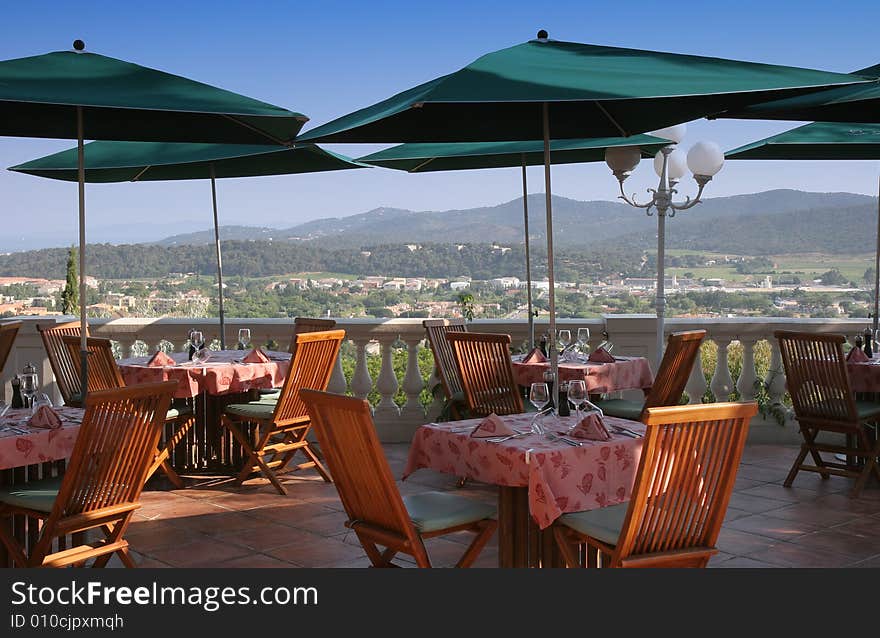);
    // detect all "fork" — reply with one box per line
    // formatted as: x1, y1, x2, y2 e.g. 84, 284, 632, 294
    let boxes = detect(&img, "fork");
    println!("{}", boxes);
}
486, 432, 530, 443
